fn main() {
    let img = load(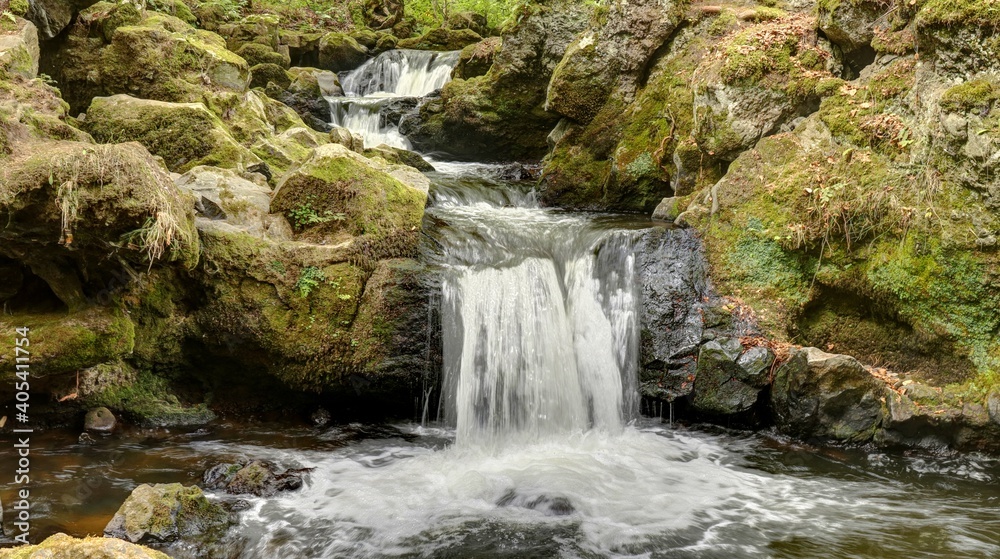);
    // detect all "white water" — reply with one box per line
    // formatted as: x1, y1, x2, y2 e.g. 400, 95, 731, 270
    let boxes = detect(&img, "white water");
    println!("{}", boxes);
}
429, 180, 641, 447
327, 49, 460, 149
